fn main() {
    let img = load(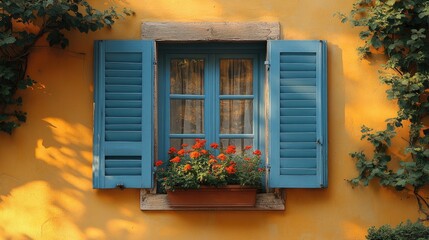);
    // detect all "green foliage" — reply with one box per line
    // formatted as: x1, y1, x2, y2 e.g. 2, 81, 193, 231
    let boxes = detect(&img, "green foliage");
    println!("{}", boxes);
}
341, 0, 429, 221
0, 0, 133, 134
366, 221, 429, 240
155, 139, 264, 191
